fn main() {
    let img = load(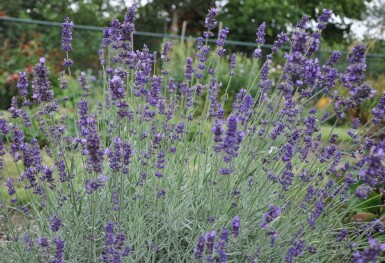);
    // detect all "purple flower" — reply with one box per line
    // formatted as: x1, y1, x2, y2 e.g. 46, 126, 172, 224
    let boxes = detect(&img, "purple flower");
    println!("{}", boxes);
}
217, 27, 229, 56
336, 229, 349, 242
221, 116, 240, 163
229, 53, 236, 76
62, 17, 73, 52
204, 8, 218, 32
63, 58, 74, 67
0, 117, 9, 134
157, 149, 166, 169
122, 141, 132, 174
78, 99, 89, 137
372, 92, 385, 123
339, 44, 372, 110
231, 215, 240, 237
359, 141, 385, 187
109, 138, 123, 171
157, 188, 166, 198
54, 238, 65, 263
296, 15, 310, 29
32, 57, 54, 103
57, 159, 68, 182
167, 78, 178, 93
59, 71, 68, 90
354, 184, 371, 199
4, 178, 15, 196
285, 239, 305, 263
9, 97, 21, 119
102, 222, 131, 262
37, 237, 49, 248
49, 214, 62, 232
272, 32, 289, 53
184, 57, 194, 80
212, 120, 224, 152
260, 205, 281, 229
205, 230, 216, 261
161, 42, 172, 62
352, 118, 361, 129
213, 227, 229, 263
110, 75, 125, 101
255, 22, 266, 44
193, 235, 205, 260
308, 200, 325, 229
79, 72, 89, 94
17, 72, 29, 97
121, 4, 136, 44
22, 234, 34, 251
252, 48, 262, 58
317, 9, 333, 30
351, 238, 385, 263
85, 117, 104, 173
85, 175, 107, 194
10, 125, 25, 161
0, 138, 5, 172
147, 75, 162, 106
268, 230, 279, 247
